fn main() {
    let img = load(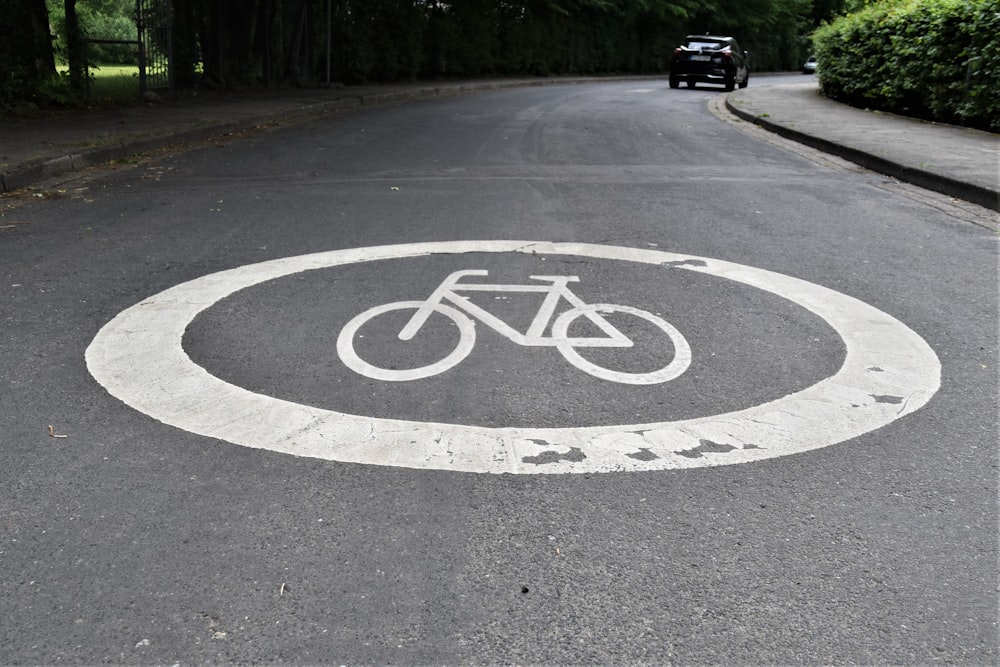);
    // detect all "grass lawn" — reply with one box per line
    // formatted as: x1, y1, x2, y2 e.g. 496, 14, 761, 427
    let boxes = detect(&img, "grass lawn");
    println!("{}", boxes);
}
87, 64, 141, 103
54, 63, 142, 104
